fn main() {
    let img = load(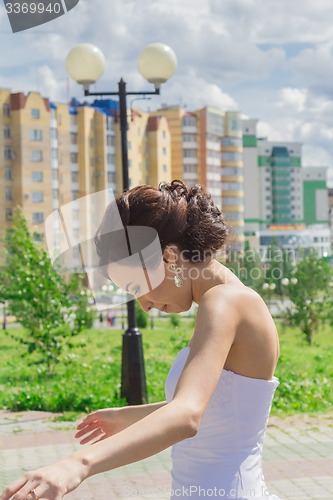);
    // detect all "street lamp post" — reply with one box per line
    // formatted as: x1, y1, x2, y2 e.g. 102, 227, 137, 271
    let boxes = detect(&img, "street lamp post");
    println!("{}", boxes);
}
66, 43, 177, 405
